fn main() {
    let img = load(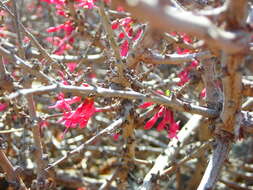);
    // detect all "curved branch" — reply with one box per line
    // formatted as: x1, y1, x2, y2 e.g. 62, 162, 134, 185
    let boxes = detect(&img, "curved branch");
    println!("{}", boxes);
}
112, 0, 250, 54
5, 84, 219, 118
